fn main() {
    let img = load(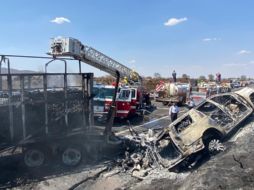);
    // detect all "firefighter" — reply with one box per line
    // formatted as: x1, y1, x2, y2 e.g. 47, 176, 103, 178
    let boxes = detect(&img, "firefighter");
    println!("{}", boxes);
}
122, 76, 128, 85
144, 92, 151, 106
